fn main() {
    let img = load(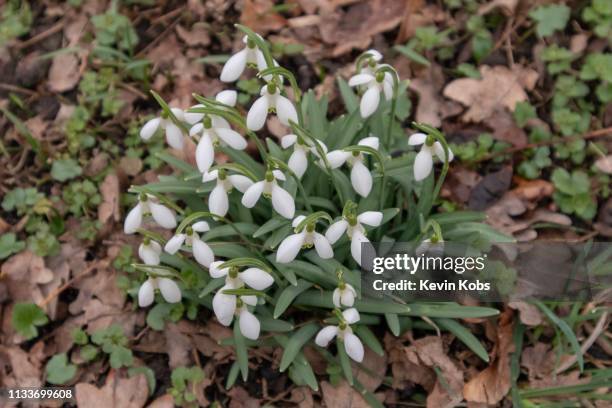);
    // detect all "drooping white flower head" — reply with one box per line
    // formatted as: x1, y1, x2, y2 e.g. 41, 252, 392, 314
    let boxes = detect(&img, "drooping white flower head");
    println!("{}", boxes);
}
326, 210, 382, 265
326, 136, 379, 197
164, 221, 214, 268
415, 237, 445, 257
348, 70, 393, 118
124, 194, 177, 234
333, 283, 357, 308
220, 35, 270, 83
138, 239, 162, 265
246, 84, 298, 131
138, 277, 182, 307
184, 90, 238, 125
281, 134, 328, 179
315, 308, 364, 362
139, 108, 186, 150
202, 170, 254, 217
408, 133, 454, 182
276, 215, 334, 263
241, 170, 295, 219
189, 113, 248, 174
